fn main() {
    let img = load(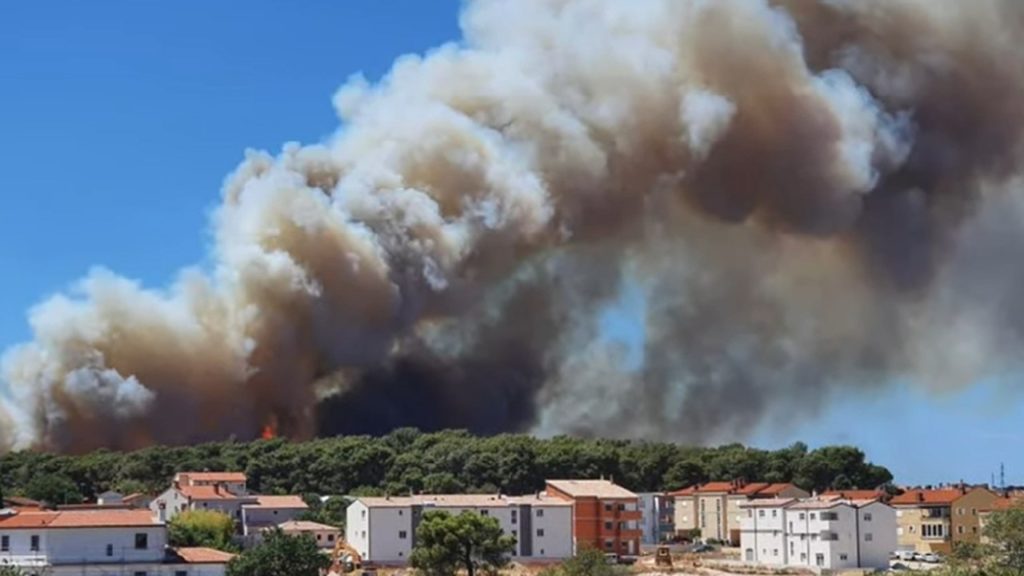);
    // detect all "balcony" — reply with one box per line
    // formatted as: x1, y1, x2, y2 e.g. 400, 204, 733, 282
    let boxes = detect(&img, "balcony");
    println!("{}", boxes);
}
617, 510, 642, 522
